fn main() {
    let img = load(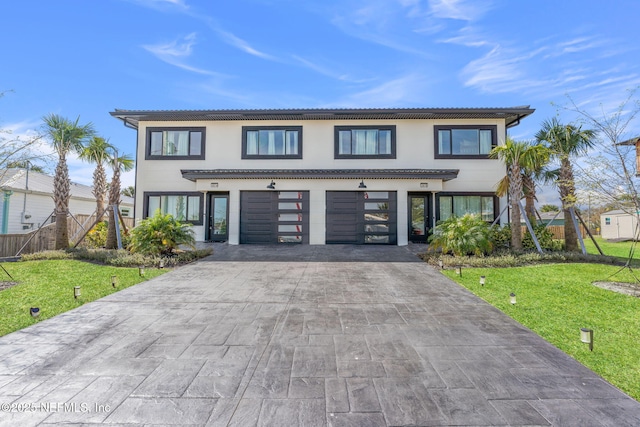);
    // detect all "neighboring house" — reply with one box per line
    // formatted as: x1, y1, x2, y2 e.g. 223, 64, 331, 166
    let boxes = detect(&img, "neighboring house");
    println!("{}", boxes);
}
0, 168, 134, 234
601, 209, 639, 240
538, 211, 564, 226
618, 136, 640, 176
110, 107, 535, 245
